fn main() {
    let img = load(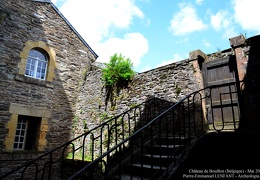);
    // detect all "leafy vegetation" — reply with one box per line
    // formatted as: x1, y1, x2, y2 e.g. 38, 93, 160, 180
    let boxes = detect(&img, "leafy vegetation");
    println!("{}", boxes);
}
101, 53, 135, 108
66, 152, 92, 161
176, 84, 181, 97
